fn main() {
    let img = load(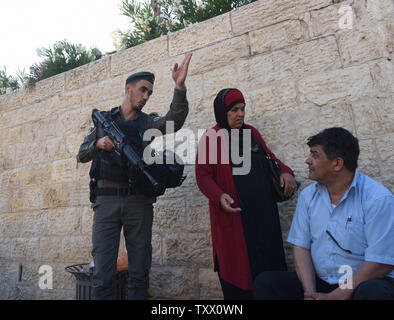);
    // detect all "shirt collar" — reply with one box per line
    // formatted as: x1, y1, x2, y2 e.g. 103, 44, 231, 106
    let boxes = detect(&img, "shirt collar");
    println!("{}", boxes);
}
315, 170, 360, 193
111, 106, 141, 121
349, 170, 360, 191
